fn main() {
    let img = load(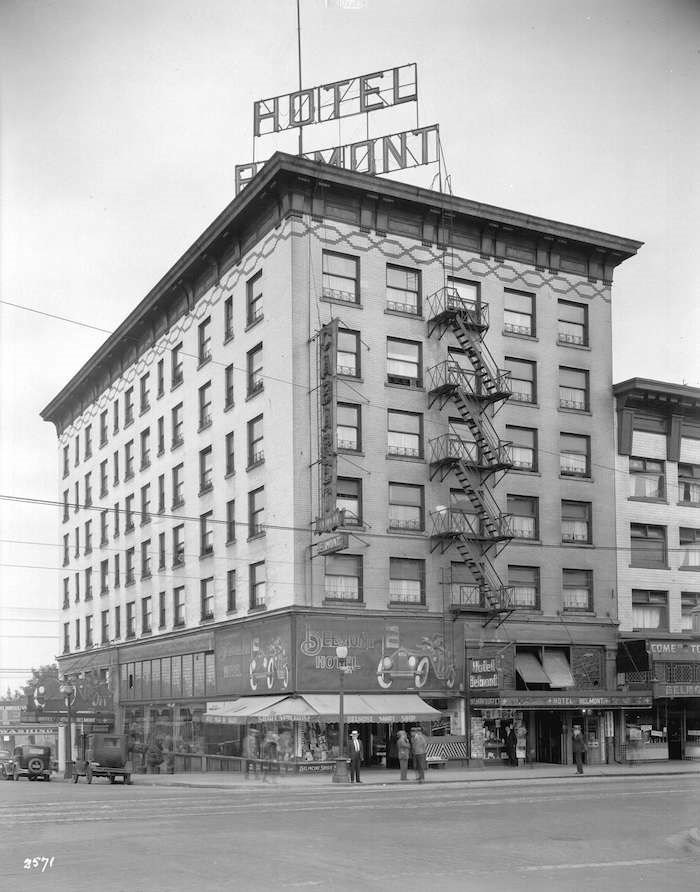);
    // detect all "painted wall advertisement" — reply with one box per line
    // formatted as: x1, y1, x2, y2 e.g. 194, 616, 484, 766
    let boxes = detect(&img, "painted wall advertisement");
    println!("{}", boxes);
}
215, 617, 292, 696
